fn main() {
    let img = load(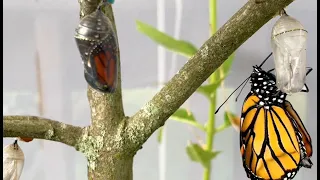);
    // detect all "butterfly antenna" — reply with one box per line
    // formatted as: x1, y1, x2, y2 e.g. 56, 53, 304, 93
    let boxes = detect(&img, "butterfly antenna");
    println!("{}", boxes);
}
267, 68, 275, 73
258, 52, 273, 68
215, 76, 250, 114
235, 78, 250, 102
